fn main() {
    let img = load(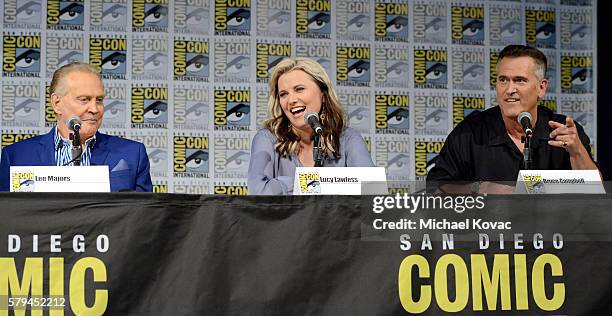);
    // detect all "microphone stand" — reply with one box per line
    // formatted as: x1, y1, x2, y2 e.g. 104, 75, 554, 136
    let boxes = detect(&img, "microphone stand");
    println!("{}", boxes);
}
70, 125, 82, 166
521, 134, 532, 170
313, 133, 323, 167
